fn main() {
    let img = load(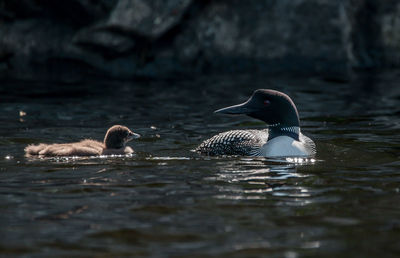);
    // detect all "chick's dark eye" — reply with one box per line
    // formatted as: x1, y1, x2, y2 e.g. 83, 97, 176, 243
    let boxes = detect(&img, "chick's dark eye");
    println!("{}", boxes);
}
263, 100, 270, 105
